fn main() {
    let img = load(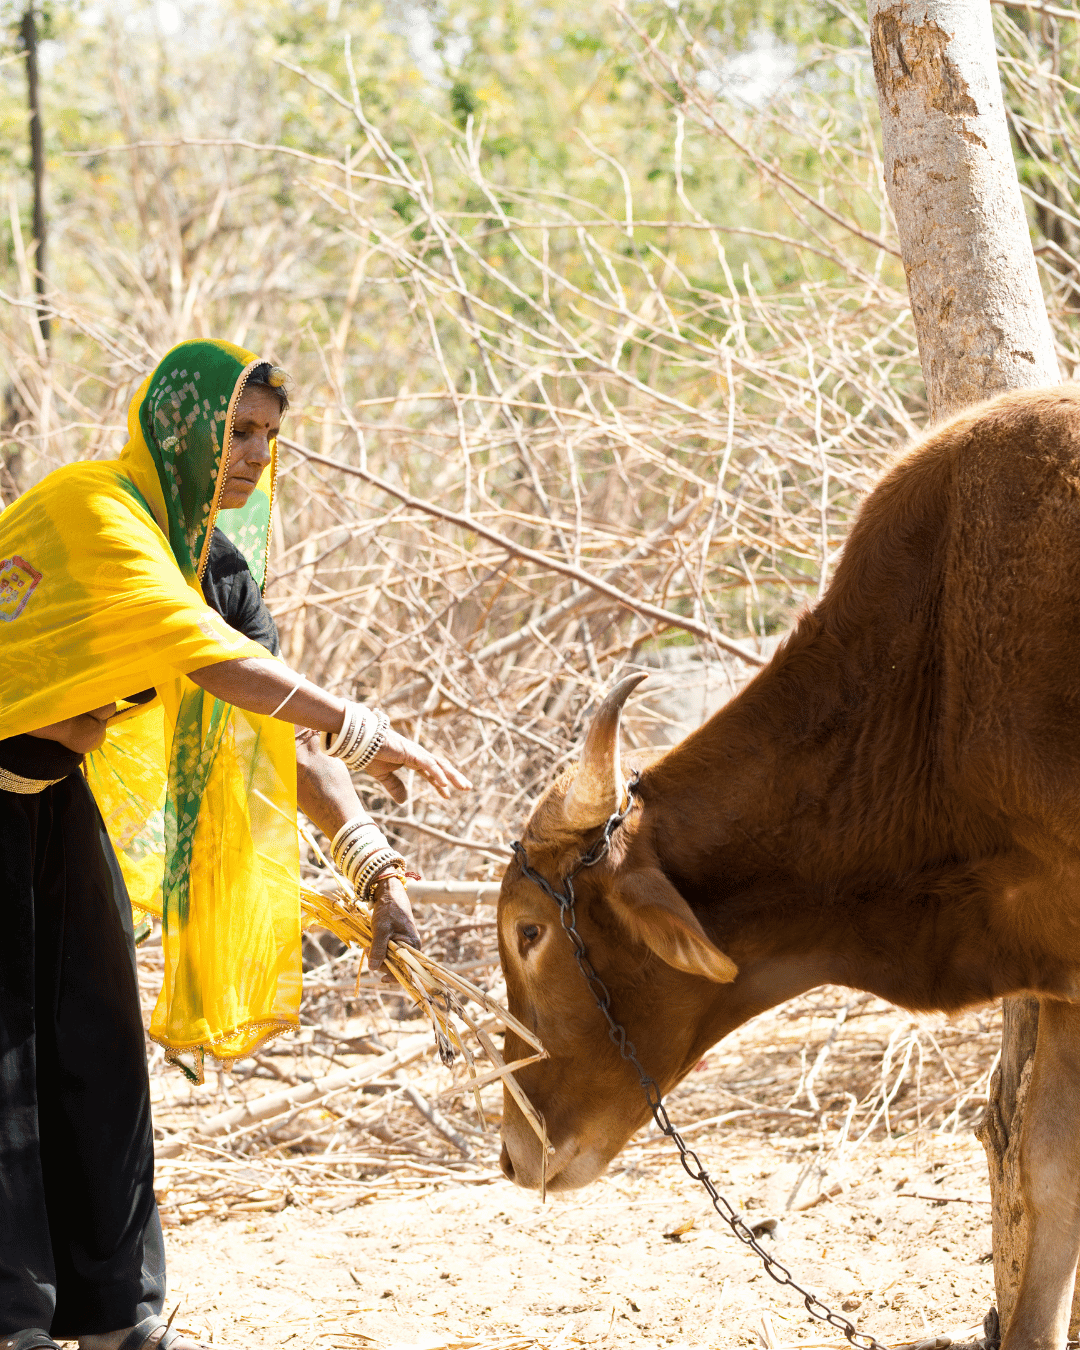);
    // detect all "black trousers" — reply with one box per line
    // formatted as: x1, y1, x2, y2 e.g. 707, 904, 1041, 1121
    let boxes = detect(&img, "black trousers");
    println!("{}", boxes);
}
0, 771, 165, 1338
